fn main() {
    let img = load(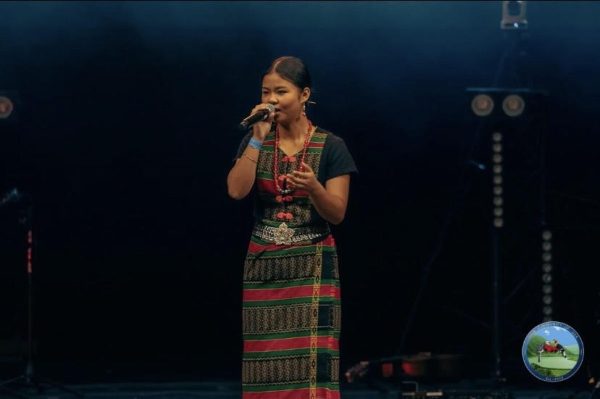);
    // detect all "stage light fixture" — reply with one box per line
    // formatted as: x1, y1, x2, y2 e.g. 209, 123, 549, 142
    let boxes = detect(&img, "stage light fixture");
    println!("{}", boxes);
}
543, 306, 553, 316
542, 242, 551, 251
541, 228, 553, 321
491, 132, 504, 229
542, 230, 552, 241
471, 94, 494, 116
501, 1, 528, 30
502, 94, 525, 117
542, 284, 552, 294
542, 263, 552, 273
0, 95, 14, 119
